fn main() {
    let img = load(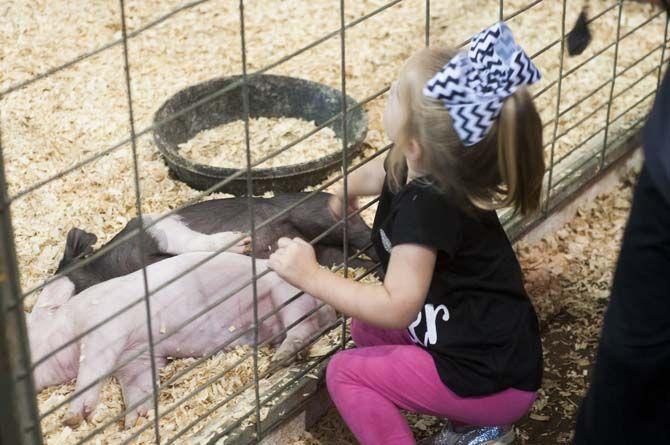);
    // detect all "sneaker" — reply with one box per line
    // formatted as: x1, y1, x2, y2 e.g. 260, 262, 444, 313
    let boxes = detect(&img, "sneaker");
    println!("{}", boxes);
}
416, 421, 515, 445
